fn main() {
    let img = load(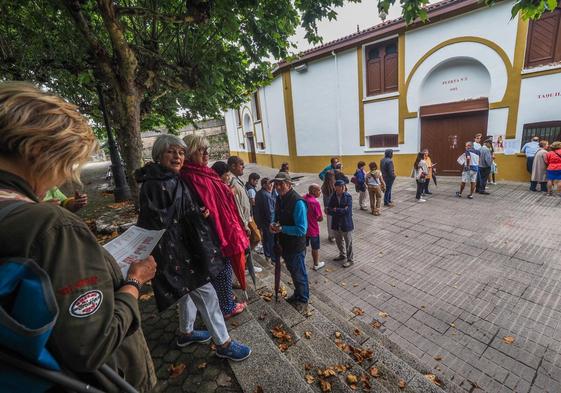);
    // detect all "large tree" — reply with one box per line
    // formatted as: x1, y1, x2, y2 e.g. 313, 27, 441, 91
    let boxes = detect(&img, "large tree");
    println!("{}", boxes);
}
0, 0, 557, 197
